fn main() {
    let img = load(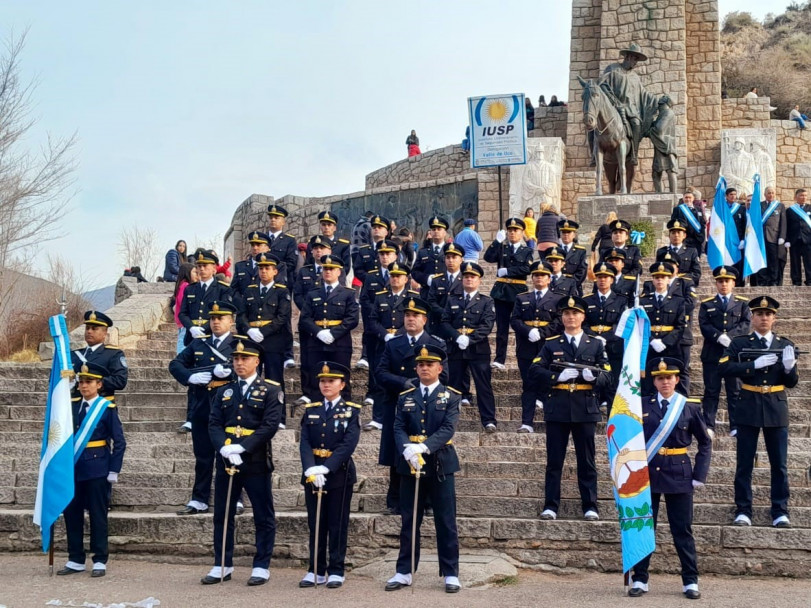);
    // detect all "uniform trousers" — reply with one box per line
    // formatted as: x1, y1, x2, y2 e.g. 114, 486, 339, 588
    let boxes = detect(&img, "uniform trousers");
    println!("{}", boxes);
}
701, 362, 740, 429
261, 350, 285, 424
64, 476, 110, 565
735, 424, 789, 519
212, 460, 276, 569
679, 343, 692, 393
387, 466, 402, 513
632, 492, 698, 586
306, 349, 352, 402
493, 300, 513, 364
448, 357, 496, 426
190, 400, 215, 506
305, 476, 354, 576
752, 242, 779, 286
790, 243, 811, 285
517, 356, 538, 426
396, 473, 459, 577
544, 421, 598, 513
366, 337, 386, 422
733, 259, 745, 287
